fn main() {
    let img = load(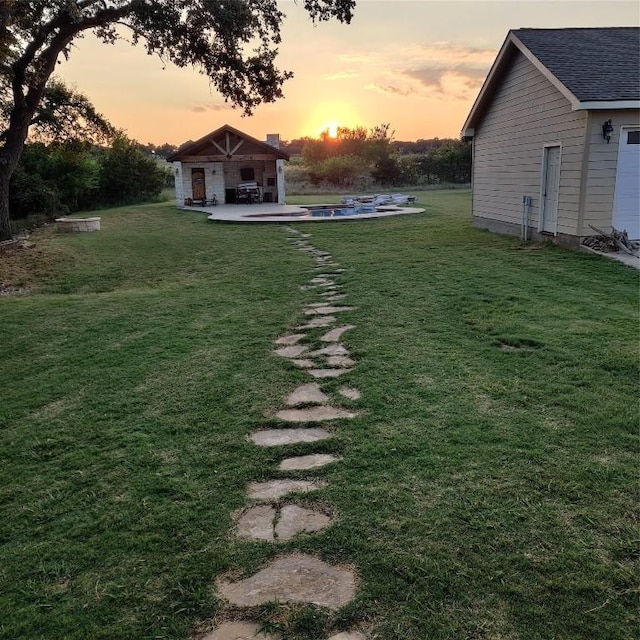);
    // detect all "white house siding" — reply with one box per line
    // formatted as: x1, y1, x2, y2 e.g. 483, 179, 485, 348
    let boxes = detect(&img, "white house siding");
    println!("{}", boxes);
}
173, 161, 183, 206
177, 162, 224, 204
579, 109, 640, 237
276, 159, 286, 204
473, 51, 587, 239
